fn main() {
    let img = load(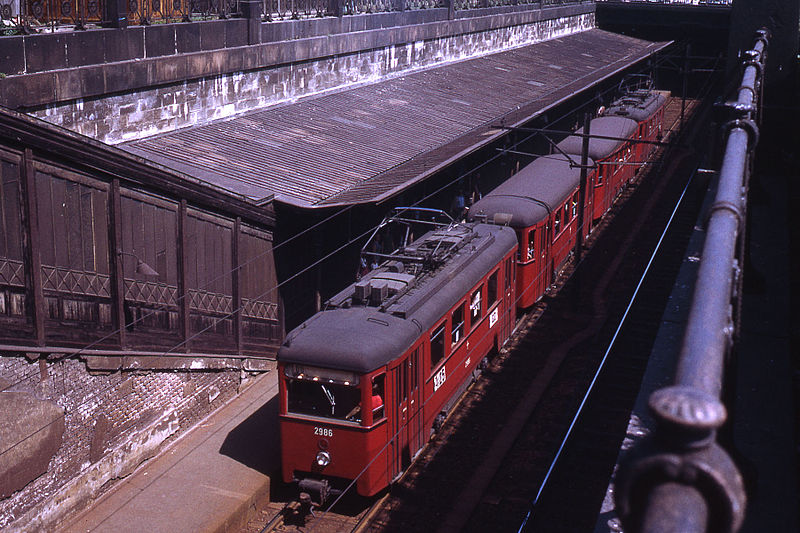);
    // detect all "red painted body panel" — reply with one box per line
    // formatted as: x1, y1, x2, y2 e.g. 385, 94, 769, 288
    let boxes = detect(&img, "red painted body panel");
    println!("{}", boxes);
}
279, 415, 390, 496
